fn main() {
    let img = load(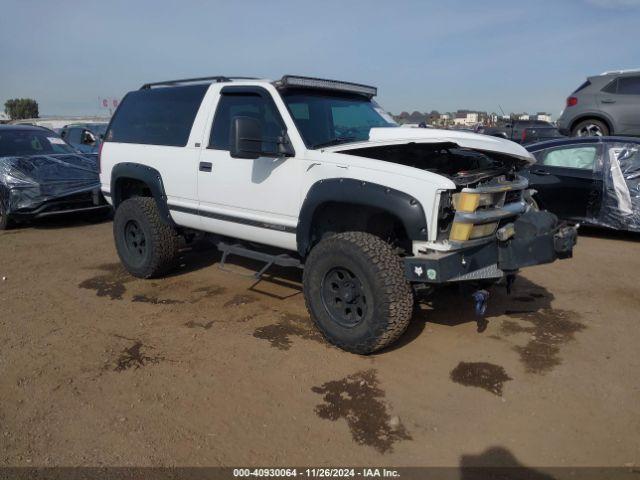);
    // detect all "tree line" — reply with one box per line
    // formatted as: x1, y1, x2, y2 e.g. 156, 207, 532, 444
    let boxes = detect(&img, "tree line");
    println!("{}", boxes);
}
4, 98, 39, 120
